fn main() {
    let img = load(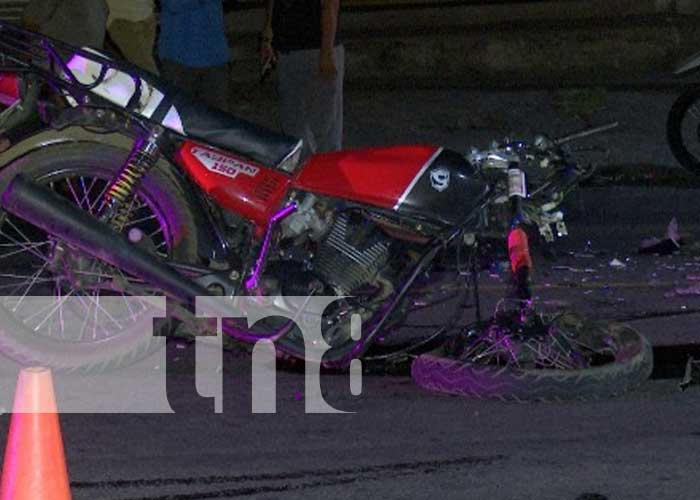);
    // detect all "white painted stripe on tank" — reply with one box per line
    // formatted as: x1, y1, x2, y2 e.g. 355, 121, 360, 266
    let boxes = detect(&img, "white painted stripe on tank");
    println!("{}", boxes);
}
393, 147, 444, 211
